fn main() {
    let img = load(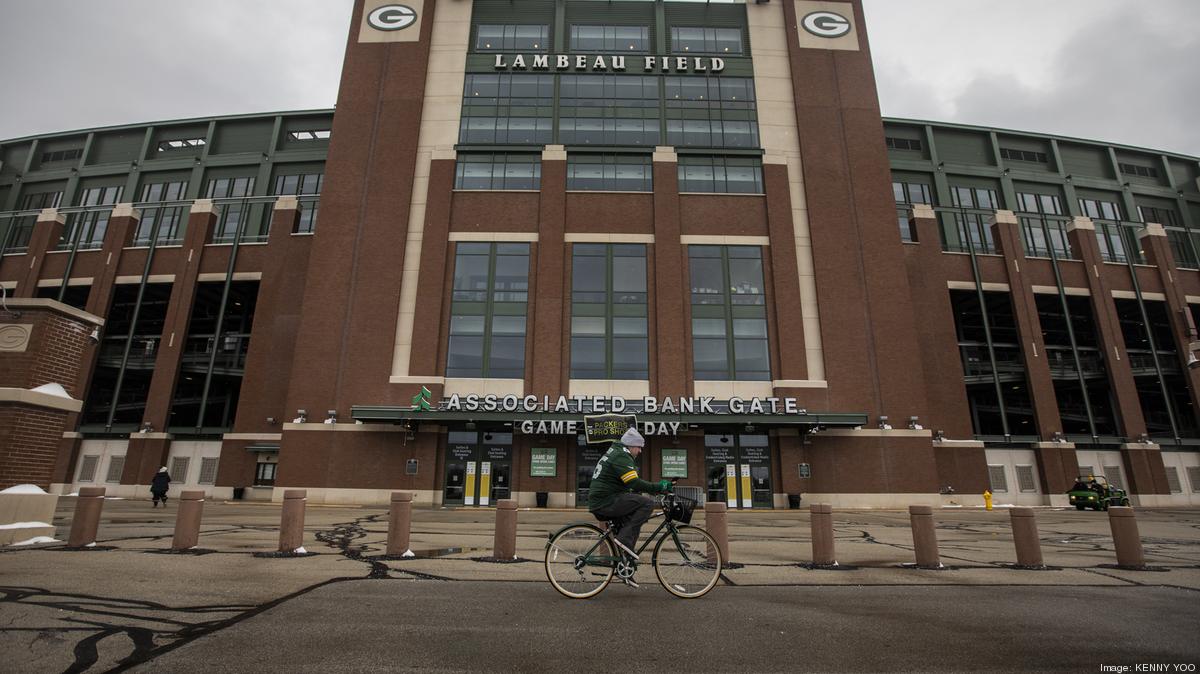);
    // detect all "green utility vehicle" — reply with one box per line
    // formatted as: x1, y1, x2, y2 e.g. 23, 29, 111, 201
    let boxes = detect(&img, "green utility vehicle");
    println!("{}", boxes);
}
1067, 475, 1130, 511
